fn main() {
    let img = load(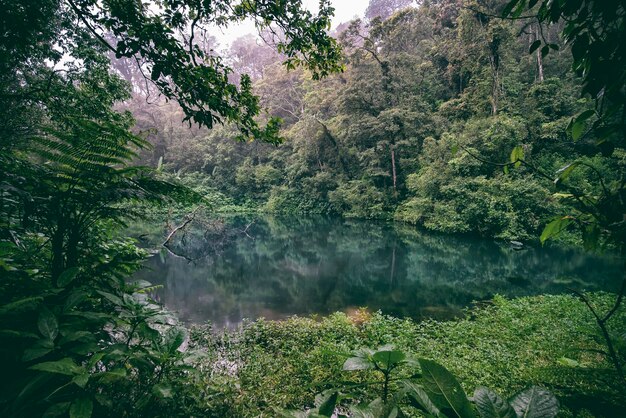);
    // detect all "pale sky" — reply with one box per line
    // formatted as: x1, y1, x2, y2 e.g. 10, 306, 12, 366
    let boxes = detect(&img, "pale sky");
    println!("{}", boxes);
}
213, 0, 370, 47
